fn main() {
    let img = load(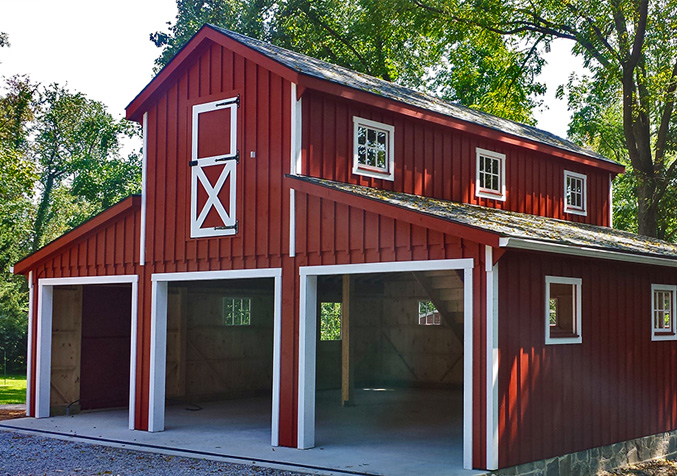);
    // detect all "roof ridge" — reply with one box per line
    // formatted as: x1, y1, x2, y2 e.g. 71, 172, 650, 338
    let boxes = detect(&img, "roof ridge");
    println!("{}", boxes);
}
207, 24, 617, 166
